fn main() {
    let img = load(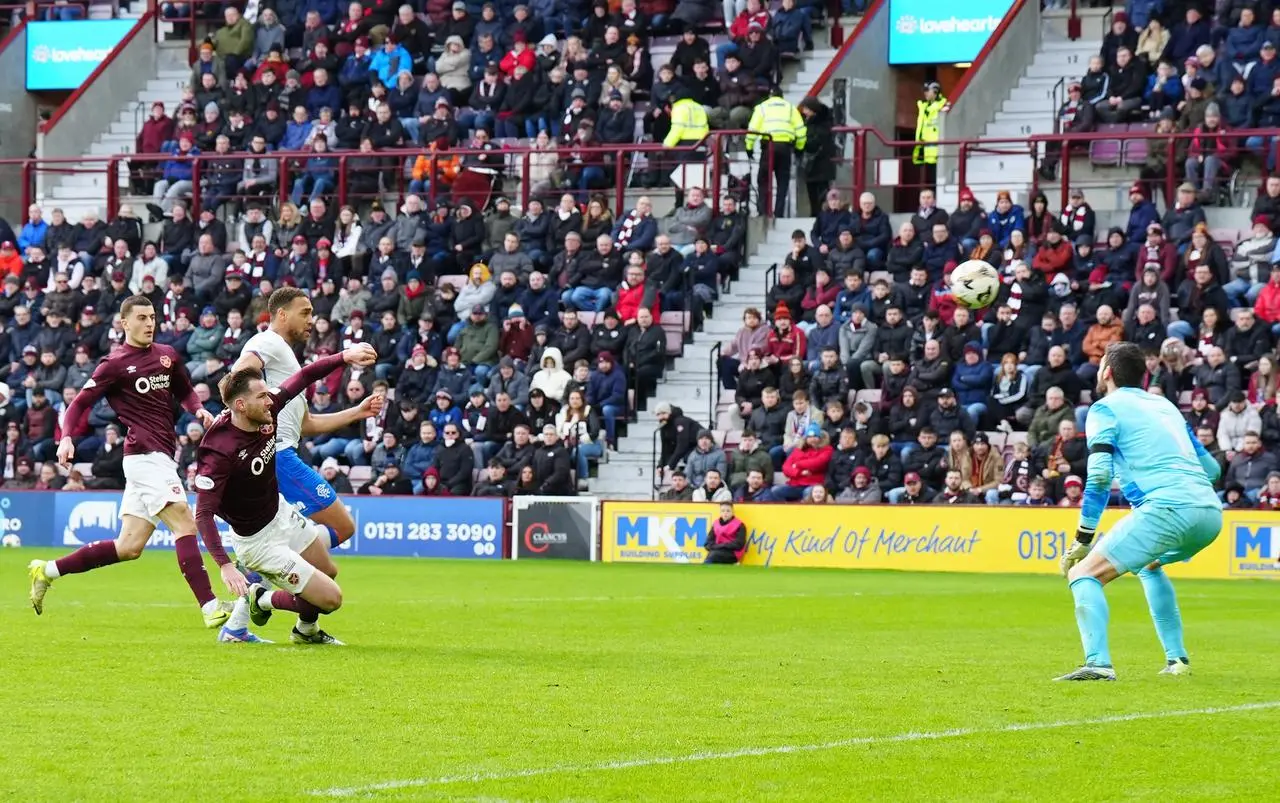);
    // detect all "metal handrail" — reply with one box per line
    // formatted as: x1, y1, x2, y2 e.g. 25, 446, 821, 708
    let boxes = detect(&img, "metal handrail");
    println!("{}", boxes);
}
650, 426, 660, 500
707, 341, 720, 428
